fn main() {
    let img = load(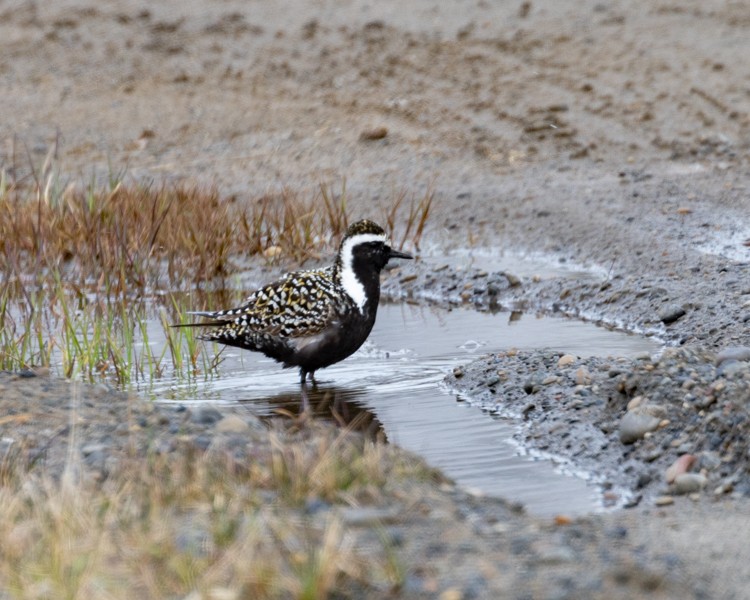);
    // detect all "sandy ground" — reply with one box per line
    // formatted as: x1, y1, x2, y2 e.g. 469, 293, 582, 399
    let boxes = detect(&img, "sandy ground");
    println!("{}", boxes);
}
3, 0, 750, 597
